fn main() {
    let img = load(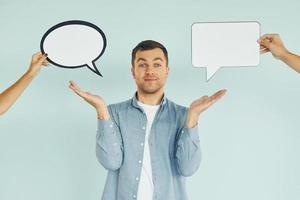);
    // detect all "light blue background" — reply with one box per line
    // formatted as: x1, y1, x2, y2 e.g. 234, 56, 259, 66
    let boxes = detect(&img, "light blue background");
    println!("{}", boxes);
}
1, 0, 299, 199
